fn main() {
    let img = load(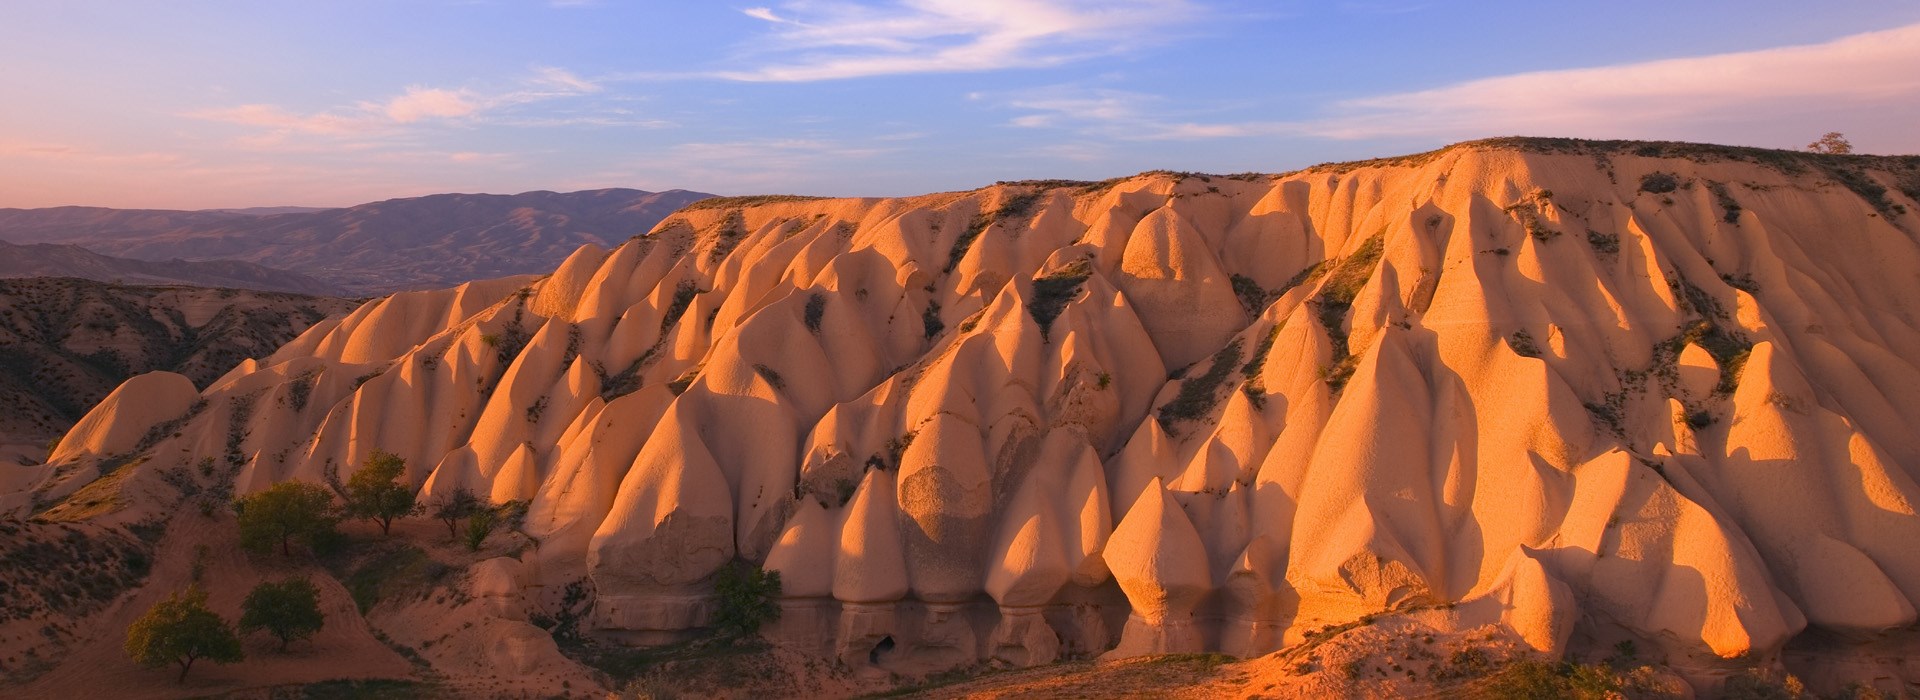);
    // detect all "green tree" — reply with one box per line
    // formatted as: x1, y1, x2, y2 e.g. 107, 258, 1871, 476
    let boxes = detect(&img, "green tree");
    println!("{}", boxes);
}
239, 576, 326, 651
430, 487, 484, 540
124, 586, 243, 682
345, 450, 418, 536
1807, 131, 1854, 154
235, 481, 338, 556
711, 560, 781, 639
